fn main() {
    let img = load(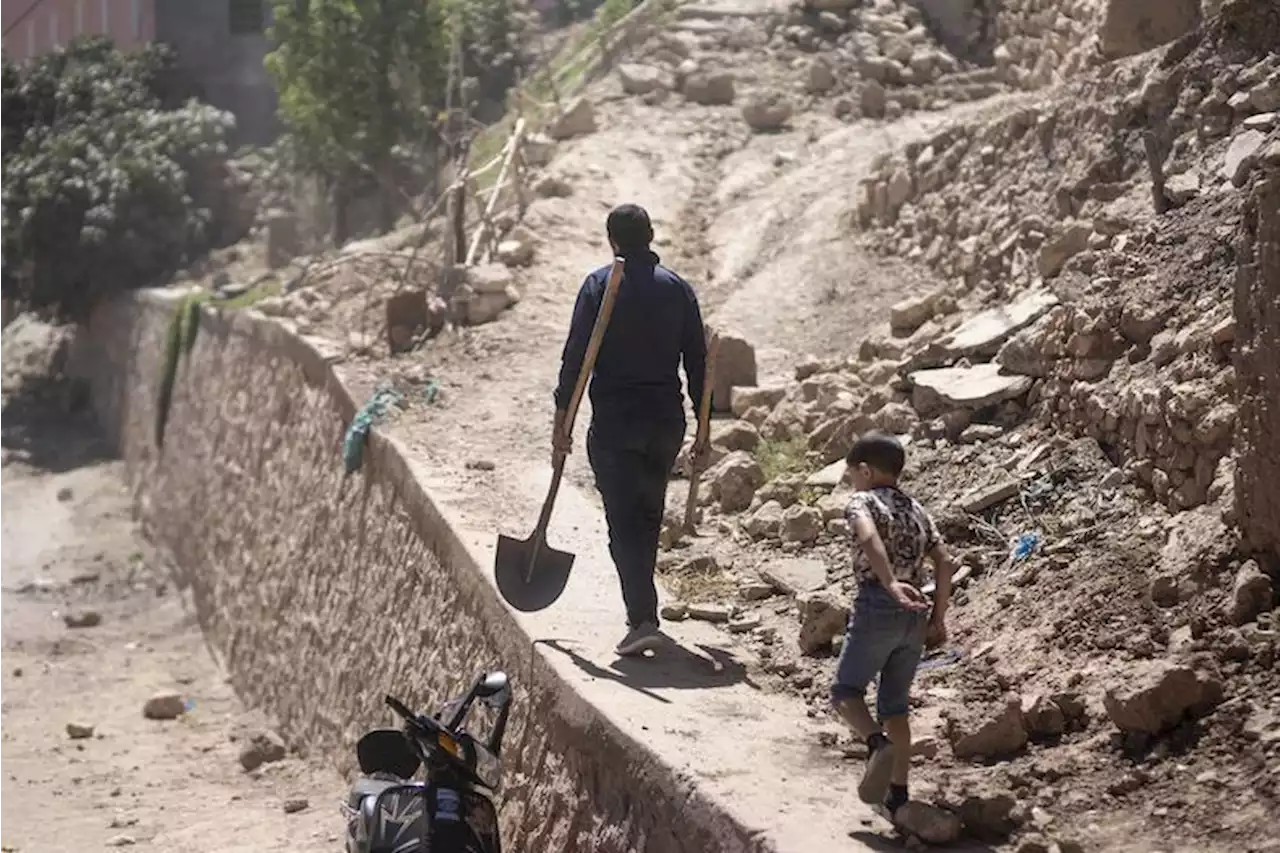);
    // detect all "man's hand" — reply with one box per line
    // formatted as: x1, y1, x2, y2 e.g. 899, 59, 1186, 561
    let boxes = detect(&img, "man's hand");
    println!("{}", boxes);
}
925, 616, 947, 649
551, 426, 572, 467
690, 432, 711, 468
888, 580, 930, 613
